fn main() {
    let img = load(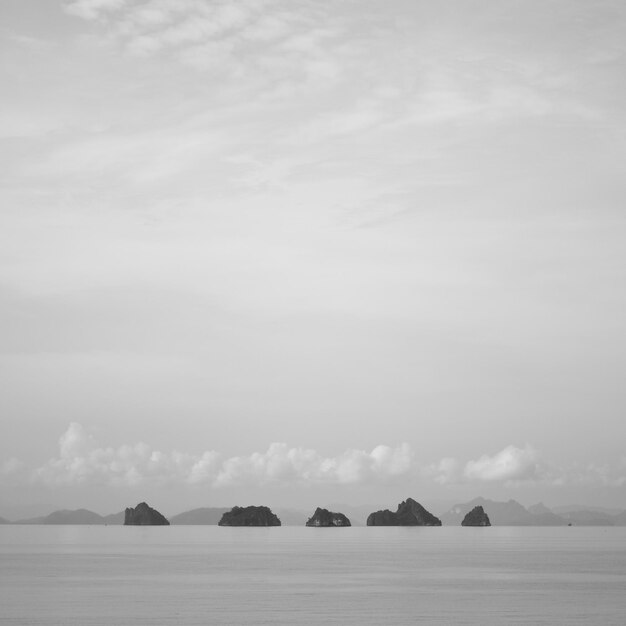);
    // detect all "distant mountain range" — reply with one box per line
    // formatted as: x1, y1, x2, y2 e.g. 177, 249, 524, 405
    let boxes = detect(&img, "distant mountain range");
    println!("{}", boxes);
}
14, 509, 125, 525
440, 498, 626, 526
1, 500, 625, 526
5, 507, 311, 526
168, 507, 230, 525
